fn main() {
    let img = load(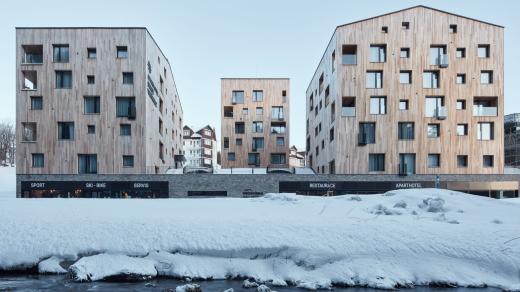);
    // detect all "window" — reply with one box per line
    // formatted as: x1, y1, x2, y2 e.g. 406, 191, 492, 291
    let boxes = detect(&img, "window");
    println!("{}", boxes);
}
53, 45, 69, 62
224, 106, 233, 118
329, 160, 335, 174
58, 122, 74, 140
319, 73, 324, 93
400, 71, 412, 84
423, 71, 439, 88
477, 122, 494, 140
456, 99, 466, 110
425, 96, 445, 117
87, 48, 96, 59
223, 137, 229, 149
248, 153, 260, 166
456, 48, 466, 58
227, 152, 235, 161
366, 71, 383, 88
309, 93, 314, 112
22, 70, 37, 90
116, 97, 136, 118
270, 122, 286, 134
123, 72, 134, 84
315, 146, 319, 157
236, 138, 242, 146
87, 75, 95, 84
235, 122, 245, 134
430, 45, 447, 66
276, 137, 285, 146
483, 155, 494, 167
272, 106, 284, 120
252, 137, 264, 150
330, 127, 334, 142
324, 86, 330, 105
398, 122, 414, 140
481, 71, 493, 84
252, 90, 263, 102
457, 155, 468, 168
399, 154, 416, 175
56, 71, 72, 88
368, 154, 385, 172
78, 154, 97, 174
473, 97, 498, 116
427, 124, 440, 138
331, 50, 336, 72
369, 45, 386, 62
270, 153, 286, 165
159, 118, 163, 135
358, 122, 375, 144
399, 100, 409, 111
330, 101, 335, 122
478, 45, 490, 58
123, 155, 134, 167
400, 48, 410, 58
84, 96, 100, 114
120, 124, 131, 136
22, 45, 43, 64
457, 74, 466, 84
232, 91, 244, 104
428, 154, 441, 168
449, 24, 457, 33
381, 26, 388, 33
342, 45, 357, 65
252, 121, 263, 133
87, 125, 95, 134
370, 96, 386, 114
242, 108, 248, 115
32, 153, 44, 168
22, 122, 37, 142
457, 124, 468, 136
117, 46, 128, 58
31, 96, 43, 110
256, 107, 263, 115
402, 22, 410, 30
